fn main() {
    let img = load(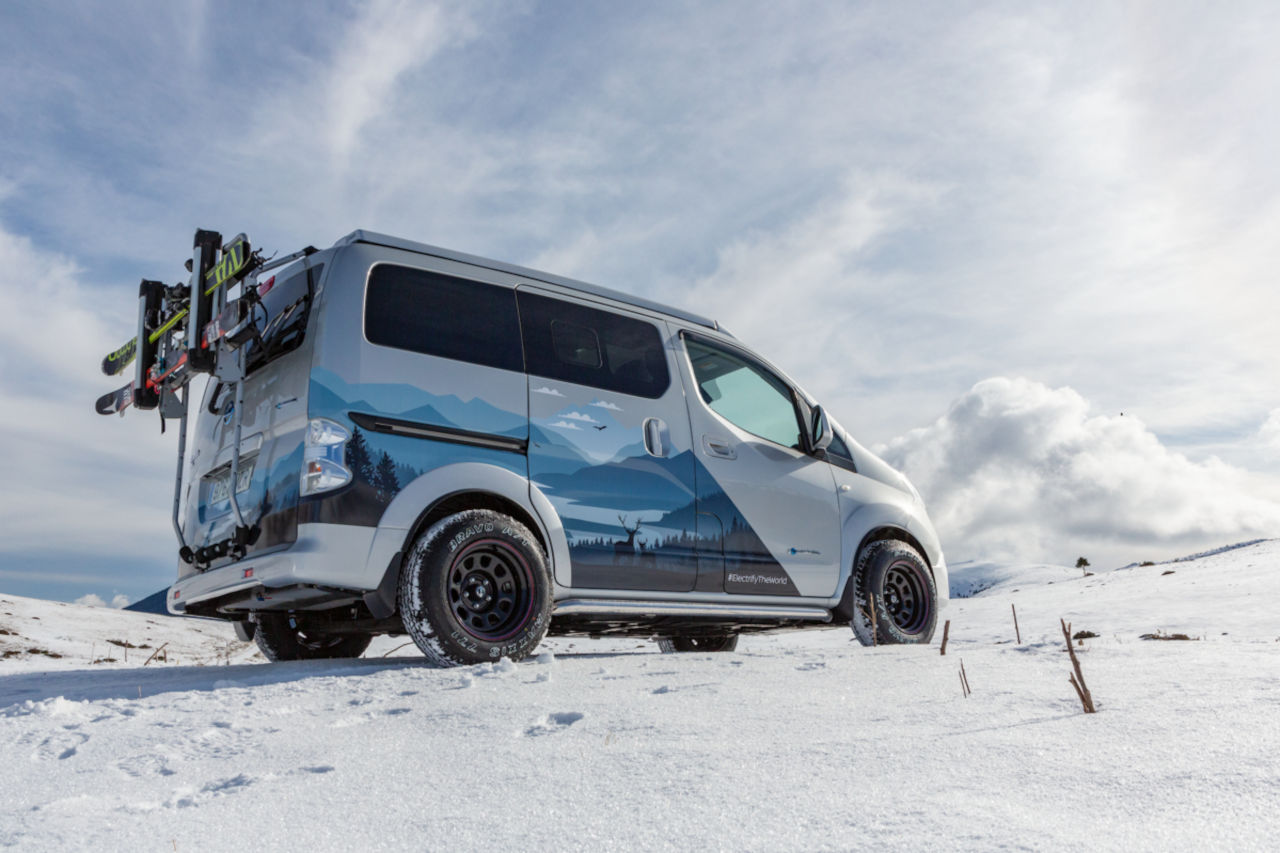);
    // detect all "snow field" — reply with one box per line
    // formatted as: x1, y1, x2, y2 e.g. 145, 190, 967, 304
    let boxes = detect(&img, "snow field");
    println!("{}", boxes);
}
2, 541, 1278, 851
